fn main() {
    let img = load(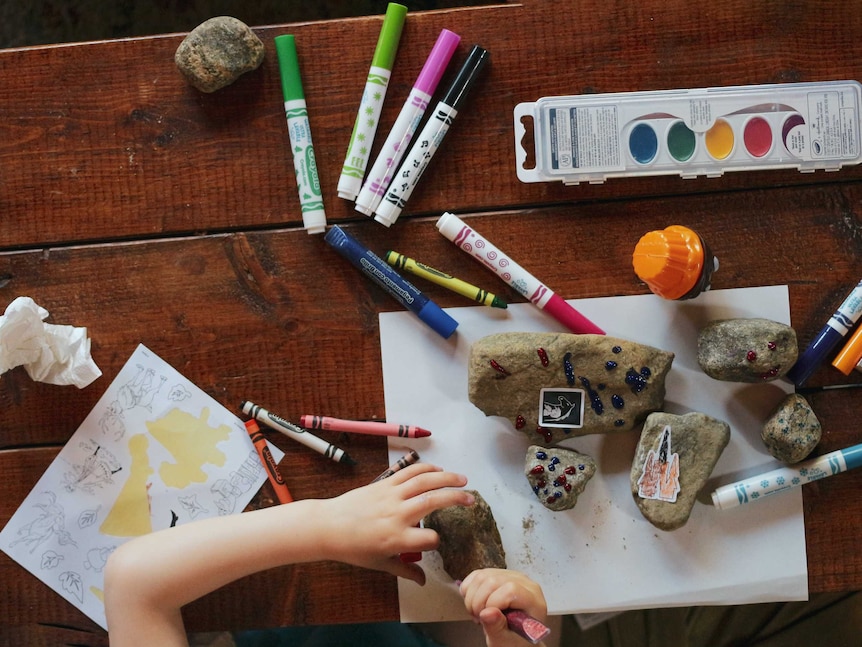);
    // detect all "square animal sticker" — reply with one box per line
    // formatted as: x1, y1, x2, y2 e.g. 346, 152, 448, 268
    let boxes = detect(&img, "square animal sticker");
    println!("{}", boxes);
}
538, 388, 585, 428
